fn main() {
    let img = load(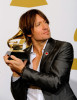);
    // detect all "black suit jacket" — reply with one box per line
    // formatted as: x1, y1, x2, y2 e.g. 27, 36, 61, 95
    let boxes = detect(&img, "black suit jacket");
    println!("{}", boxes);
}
11, 38, 77, 100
